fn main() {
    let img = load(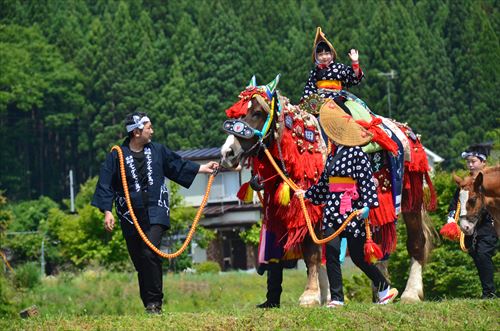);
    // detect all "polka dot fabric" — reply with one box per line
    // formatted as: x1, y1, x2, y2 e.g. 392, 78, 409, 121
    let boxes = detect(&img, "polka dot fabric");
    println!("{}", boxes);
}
305, 146, 378, 237
303, 62, 363, 100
